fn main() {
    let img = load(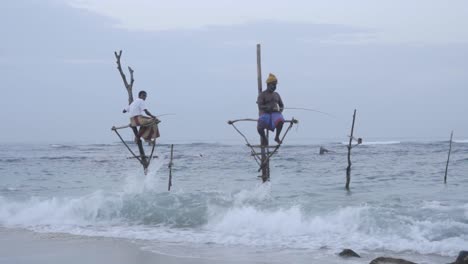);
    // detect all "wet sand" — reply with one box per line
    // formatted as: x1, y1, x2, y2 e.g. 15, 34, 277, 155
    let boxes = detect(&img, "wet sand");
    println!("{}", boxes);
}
0, 227, 453, 264
0, 228, 232, 264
